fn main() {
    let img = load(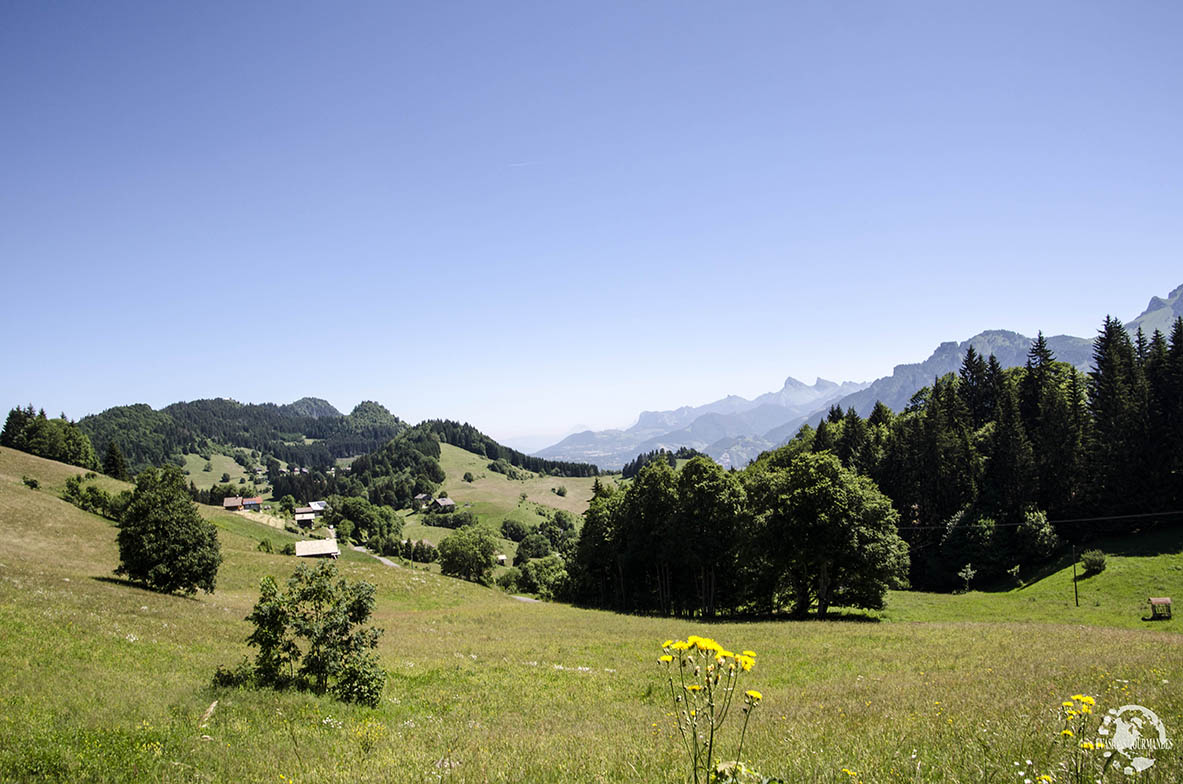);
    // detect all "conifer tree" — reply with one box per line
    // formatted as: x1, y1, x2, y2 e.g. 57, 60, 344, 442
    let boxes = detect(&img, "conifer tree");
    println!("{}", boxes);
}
103, 441, 131, 481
